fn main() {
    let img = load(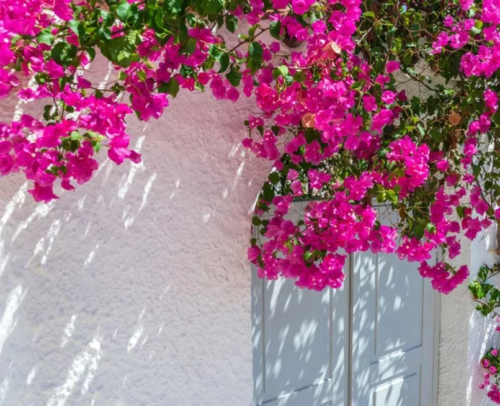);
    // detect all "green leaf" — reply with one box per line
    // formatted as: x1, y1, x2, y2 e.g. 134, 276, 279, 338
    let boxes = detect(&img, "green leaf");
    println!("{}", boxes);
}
426, 223, 436, 234
164, 0, 185, 14
195, 0, 224, 15
252, 216, 262, 226
168, 78, 180, 97
249, 42, 263, 59
36, 29, 55, 45
226, 66, 241, 87
430, 129, 442, 143
386, 189, 398, 204
492, 111, 500, 126
51, 42, 78, 68
293, 71, 305, 82
417, 123, 425, 136
270, 20, 282, 40
304, 250, 314, 262
269, 172, 280, 184
153, 7, 165, 31
92, 140, 101, 153
116, 0, 131, 22
68, 20, 79, 36
209, 44, 224, 59
184, 38, 197, 55
226, 14, 238, 33
99, 31, 140, 68
351, 80, 364, 90
136, 70, 146, 81
262, 182, 274, 202
218, 53, 230, 73
158, 78, 180, 97
43, 105, 55, 121
273, 65, 288, 80
413, 225, 425, 240
70, 131, 82, 141
248, 24, 258, 38
86, 47, 96, 61
248, 42, 263, 69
